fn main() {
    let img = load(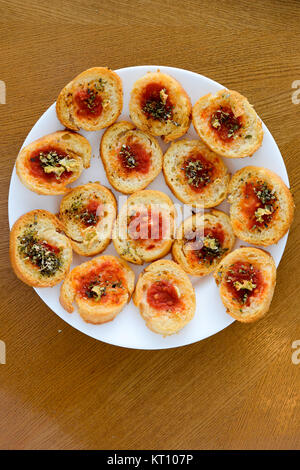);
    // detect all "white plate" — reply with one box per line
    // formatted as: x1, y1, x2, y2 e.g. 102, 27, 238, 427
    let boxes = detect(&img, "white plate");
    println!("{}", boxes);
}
8, 65, 290, 350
